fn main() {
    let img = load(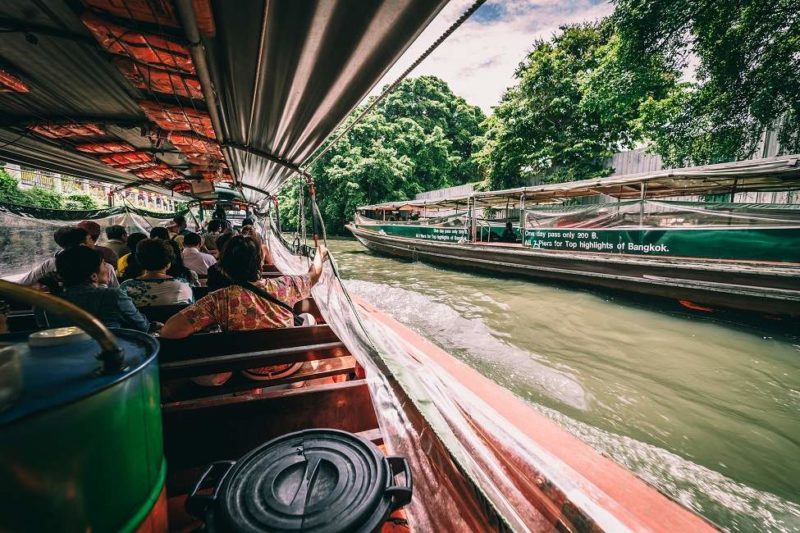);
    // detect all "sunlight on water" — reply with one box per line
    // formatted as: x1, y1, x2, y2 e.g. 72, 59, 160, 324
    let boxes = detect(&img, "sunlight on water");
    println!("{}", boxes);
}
330, 238, 800, 532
